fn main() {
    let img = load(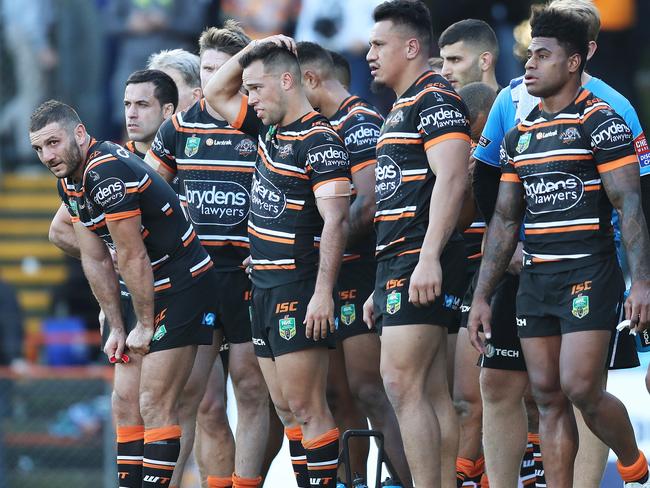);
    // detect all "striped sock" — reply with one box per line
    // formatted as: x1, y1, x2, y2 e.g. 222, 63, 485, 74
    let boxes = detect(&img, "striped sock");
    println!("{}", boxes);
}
232, 473, 263, 487
207, 476, 233, 488
530, 433, 546, 488
302, 427, 339, 488
467, 456, 485, 485
480, 472, 489, 488
116, 425, 144, 488
286, 426, 309, 488
456, 457, 473, 486
143, 425, 181, 487
617, 451, 649, 484
520, 433, 536, 486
